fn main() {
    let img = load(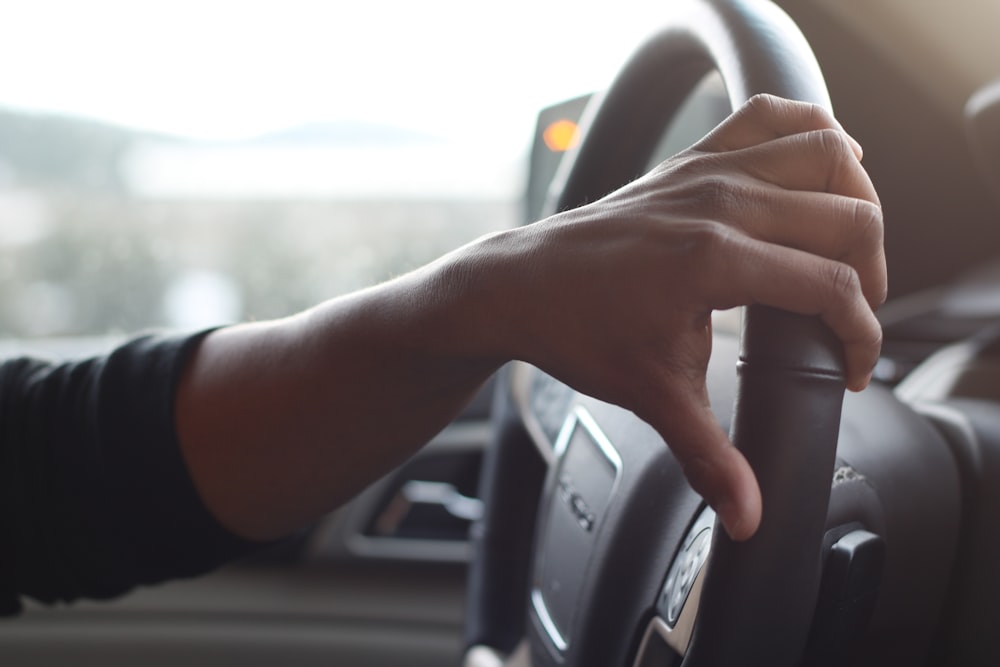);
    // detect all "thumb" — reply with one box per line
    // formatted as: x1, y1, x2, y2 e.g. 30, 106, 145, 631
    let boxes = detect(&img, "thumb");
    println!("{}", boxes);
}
648, 389, 762, 541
